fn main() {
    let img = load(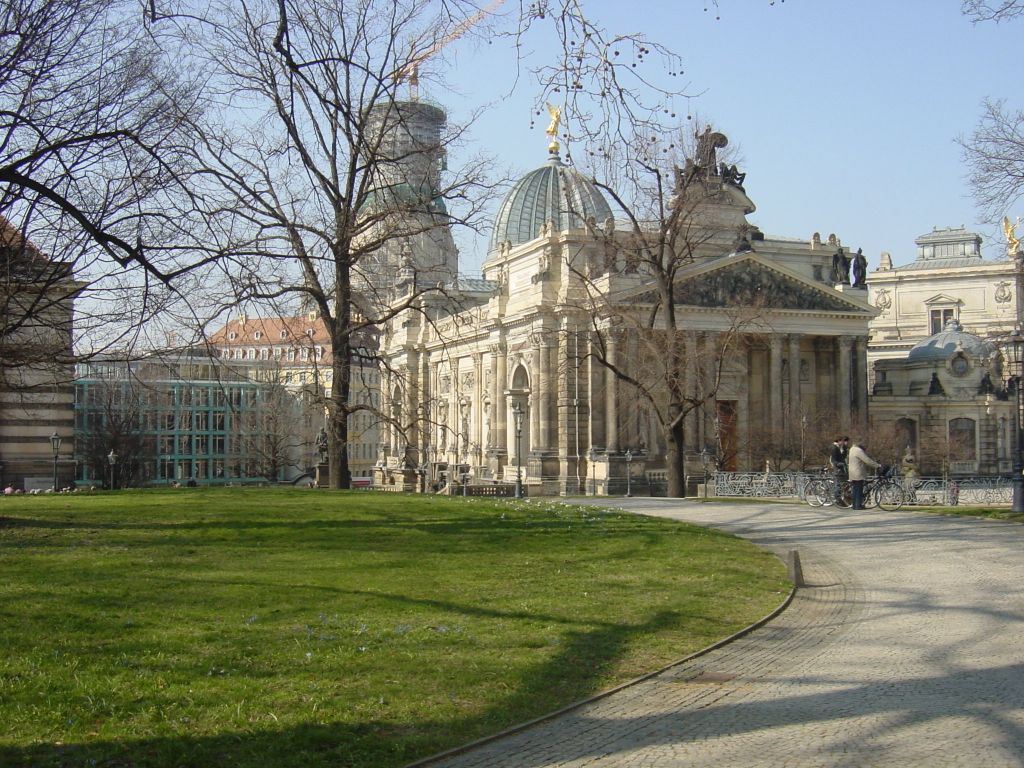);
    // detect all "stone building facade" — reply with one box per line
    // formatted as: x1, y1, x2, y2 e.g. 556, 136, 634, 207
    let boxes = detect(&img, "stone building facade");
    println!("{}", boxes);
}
866, 225, 1024, 475
0, 218, 79, 490
380, 135, 877, 494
